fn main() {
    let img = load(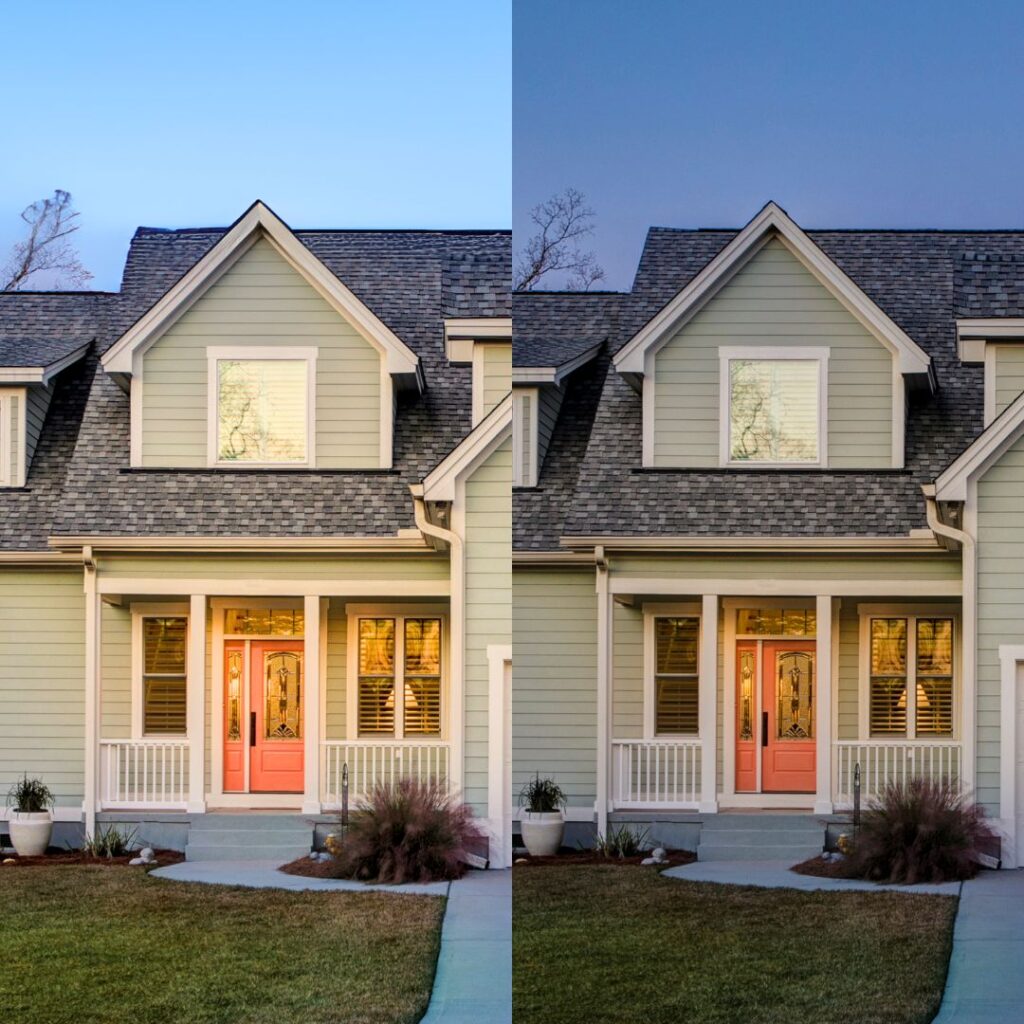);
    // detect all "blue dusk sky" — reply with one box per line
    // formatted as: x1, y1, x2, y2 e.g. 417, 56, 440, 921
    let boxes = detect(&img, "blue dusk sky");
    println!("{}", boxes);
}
0, 1, 511, 290
514, 0, 1024, 289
